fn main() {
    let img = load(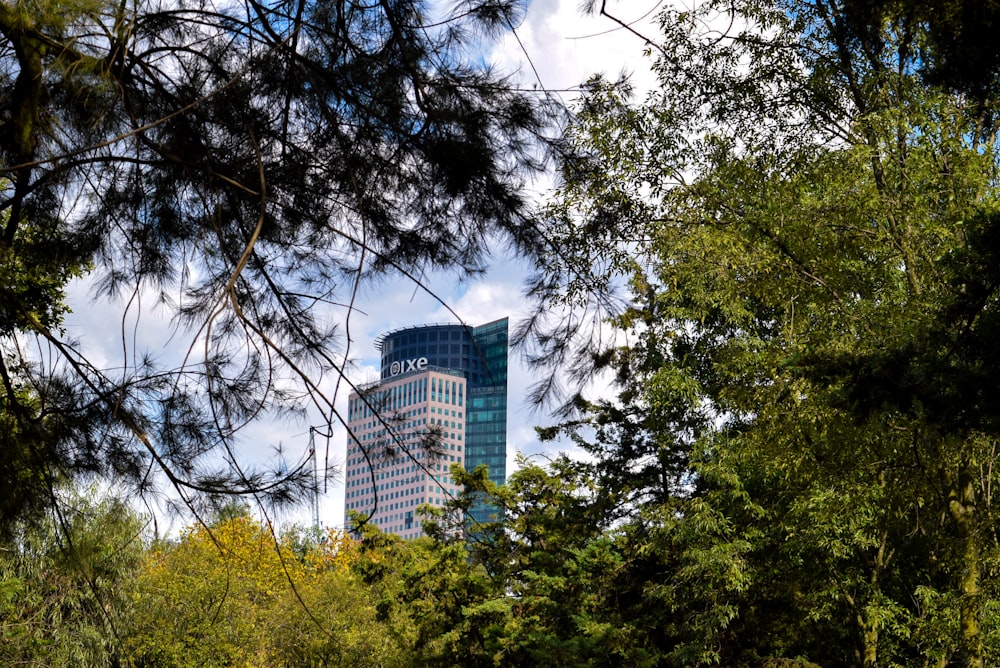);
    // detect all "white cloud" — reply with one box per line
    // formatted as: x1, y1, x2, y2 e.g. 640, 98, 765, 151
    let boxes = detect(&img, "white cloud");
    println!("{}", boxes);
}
55, 1, 661, 530
492, 0, 660, 95
292, 2, 662, 528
